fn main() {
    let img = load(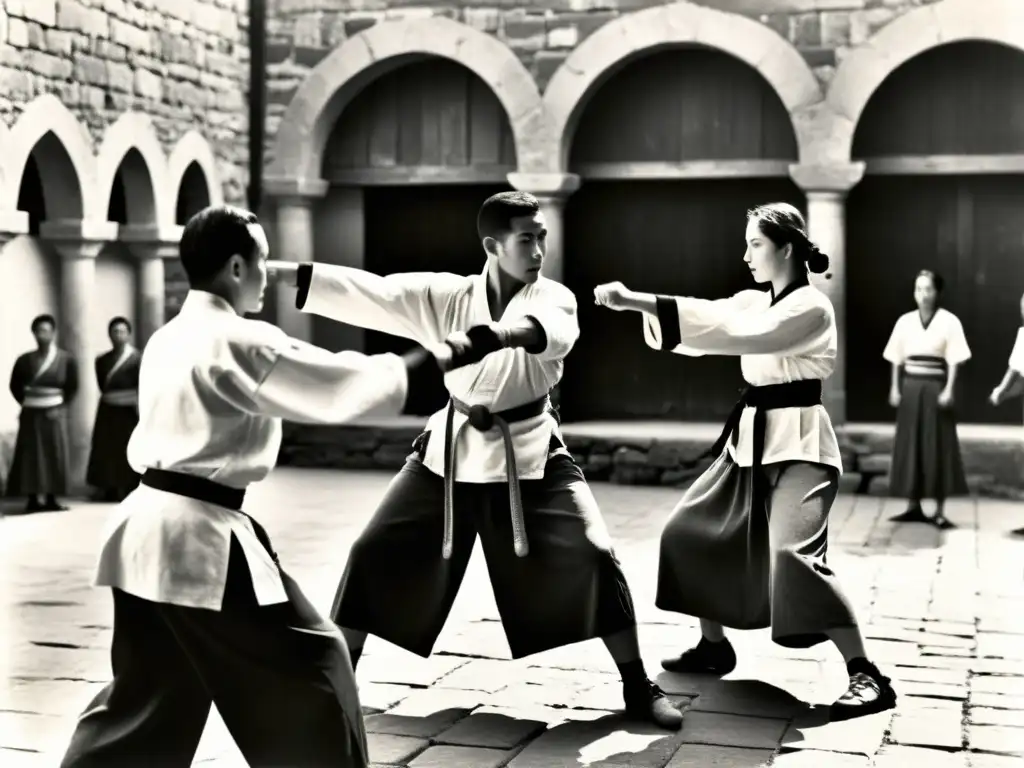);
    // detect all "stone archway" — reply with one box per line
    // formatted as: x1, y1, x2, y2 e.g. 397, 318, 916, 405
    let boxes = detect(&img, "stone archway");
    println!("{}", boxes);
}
167, 130, 223, 221
825, 0, 1024, 162
543, 1, 823, 170
267, 16, 551, 185
3, 94, 95, 220
96, 112, 170, 228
